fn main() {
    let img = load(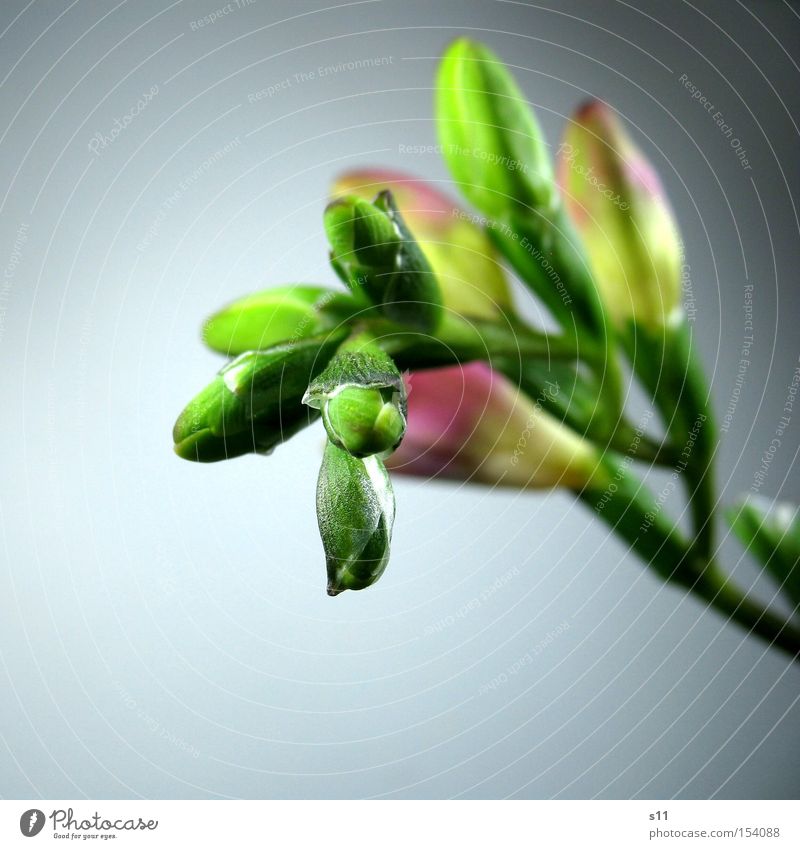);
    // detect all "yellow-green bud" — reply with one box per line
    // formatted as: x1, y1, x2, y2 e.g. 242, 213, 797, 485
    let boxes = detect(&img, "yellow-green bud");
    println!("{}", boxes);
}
202, 285, 356, 356
558, 100, 683, 329
437, 38, 557, 219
